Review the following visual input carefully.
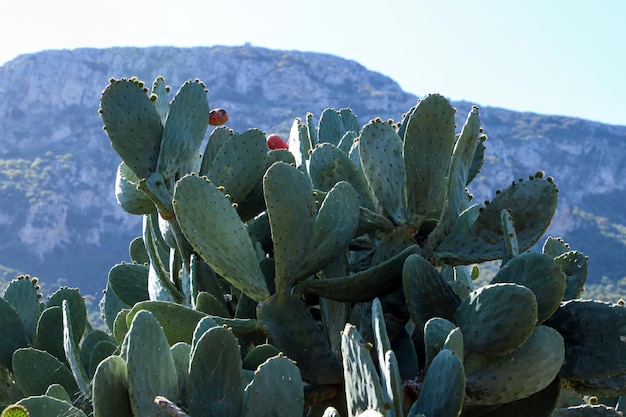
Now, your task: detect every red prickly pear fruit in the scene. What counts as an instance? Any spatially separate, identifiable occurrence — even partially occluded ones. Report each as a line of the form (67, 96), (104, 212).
(209, 108), (229, 126)
(267, 134), (289, 150)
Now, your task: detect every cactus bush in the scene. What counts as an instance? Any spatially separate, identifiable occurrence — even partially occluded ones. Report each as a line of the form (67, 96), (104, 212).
(1, 75), (625, 417)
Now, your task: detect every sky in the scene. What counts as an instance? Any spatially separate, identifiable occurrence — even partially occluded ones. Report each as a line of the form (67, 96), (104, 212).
(2, 0), (625, 126)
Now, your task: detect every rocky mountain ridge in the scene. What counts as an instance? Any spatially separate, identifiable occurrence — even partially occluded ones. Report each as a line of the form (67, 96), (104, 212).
(0, 45), (624, 296)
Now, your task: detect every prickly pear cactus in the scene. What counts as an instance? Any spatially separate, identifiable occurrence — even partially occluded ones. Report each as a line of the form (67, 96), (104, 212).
(4, 76), (622, 417)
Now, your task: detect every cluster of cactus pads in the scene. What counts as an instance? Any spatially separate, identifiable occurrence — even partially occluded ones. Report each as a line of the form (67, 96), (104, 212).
(1, 76), (626, 417)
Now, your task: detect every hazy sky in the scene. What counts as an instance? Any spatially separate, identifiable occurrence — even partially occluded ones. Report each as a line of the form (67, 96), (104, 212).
(2, 0), (625, 125)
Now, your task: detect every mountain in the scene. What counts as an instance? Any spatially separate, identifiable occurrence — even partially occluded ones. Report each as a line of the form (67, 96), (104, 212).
(0, 45), (624, 298)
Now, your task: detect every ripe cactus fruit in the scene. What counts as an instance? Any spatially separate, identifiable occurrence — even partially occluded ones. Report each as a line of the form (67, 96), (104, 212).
(266, 133), (289, 150)
(208, 108), (229, 126)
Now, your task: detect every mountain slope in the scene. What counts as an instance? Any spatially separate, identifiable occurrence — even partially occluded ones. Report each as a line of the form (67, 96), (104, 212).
(0, 45), (624, 297)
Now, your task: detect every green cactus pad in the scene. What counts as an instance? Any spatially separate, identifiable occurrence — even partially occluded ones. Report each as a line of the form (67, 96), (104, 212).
(263, 162), (316, 293)
(100, 78), (163, 179)
(151, 76), (170, 124)
(195, 292), (230, 316)
(403, 253), (461, 331)
(128, 236), (149, 265)
(426, 106), (481, 250)
(306, 113), (319, 147)
(371, 298), (404, 417)
(170, 342), (191, 403)
(3, 276), (40, 343)
(107, 263), (149, 307)
(356, 206), (395, 235)
(294, 244), (420, 302)
(403, 94), (457, 228)
(12, 348), (78, 399)
(436, 176), (558, 265)
(88, 340), (118, 379)
(309, 143), (375, 209)
(462, 377), (561, 417)
(443, 327), (464, 359)
(542, 236), (571, 258)
(45, 383), (72, 403)
(338, 131), (359, 154)
(545, 300), (626, 380)
(554, 251), (588, 300)
(490, 252), (566, 323)
(243, 355), (304, 417)
(115, 162), (156, 215)
(500, 209), (520, 263)
(410, 349), (465, 417)
(46, 288), (87, 346)
(340, 108), (360, 133)
(424, 317), (458, 369)
(200, 126), (234, 175)
(257, 294), (343, 384)
(126, 310), (178, 417)
(156, 79), (209, 179)
(236, 147), (297, 222)
(112, 309), (130, 346)
(33, 306), (65, 363)
(464, 325), (564, 405)
(205, 128), (268, 202)
(467, 140), (486, 186)
(16, 396), (87, 417)
(242, 344), (281, 371)
(297, 181), (360, 280)
(287, 118), (310, 167)
(0, 298), (30, 369)
(359, 120), (407, 225)
(187, 326), (243, 417)
(173, 174), (269, 302)
(341, 323), (385, 417)
(61, 301), (90, 399)
(455, 283), (538, 357)
(190, 316), (219, 358)
(126, 301), (207, 345)
(101, 279), (130, 333)
(318, 108), (346, 146)
(92, 355), (133, 417)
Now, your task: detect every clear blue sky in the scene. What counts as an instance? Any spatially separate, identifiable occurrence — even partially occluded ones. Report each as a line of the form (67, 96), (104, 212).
(3, 0), (625, 125)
